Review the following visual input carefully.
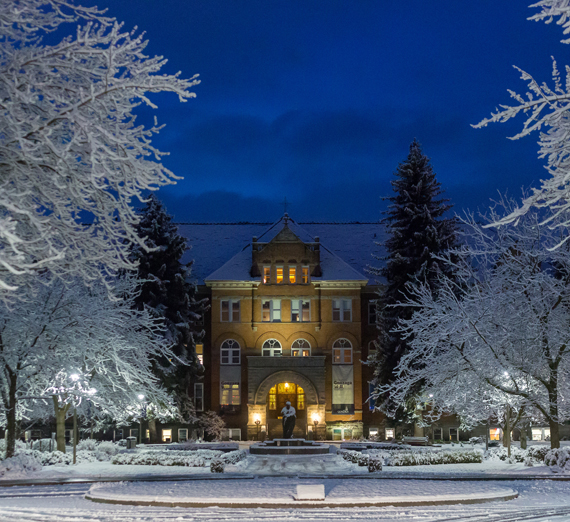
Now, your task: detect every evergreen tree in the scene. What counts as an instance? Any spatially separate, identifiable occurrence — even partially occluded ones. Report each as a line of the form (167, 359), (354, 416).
(370, 140), (458, 418)
(131, 195), (208, 441)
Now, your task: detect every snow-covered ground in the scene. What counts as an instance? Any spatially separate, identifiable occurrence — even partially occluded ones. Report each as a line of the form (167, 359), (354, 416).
(0, 479), (569, 521)
(0, 441), (565, 481)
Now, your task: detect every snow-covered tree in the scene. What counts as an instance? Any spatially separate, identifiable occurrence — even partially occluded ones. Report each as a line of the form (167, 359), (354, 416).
(369, 140), (458, 416)
(474, 1), (570, 238)
(0, 275), (175, 457)
(386, 199), (570, 448)
(131, 195), (207, 442)
(0, 0), (200, 299)
(199, 411), (225, 442)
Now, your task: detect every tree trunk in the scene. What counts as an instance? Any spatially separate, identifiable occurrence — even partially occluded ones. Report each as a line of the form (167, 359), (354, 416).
(505, 405), (511, 458)
(549, 417), (560, 449)
(520, 421), (528, 450)
(53, 396), (70, 453)
(149, 418), (158, 444)
(5, 370), (18, 459)
(548, 376), (560, 449)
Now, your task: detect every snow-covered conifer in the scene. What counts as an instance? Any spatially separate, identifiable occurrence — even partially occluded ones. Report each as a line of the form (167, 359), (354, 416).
(369, 140), (458, 417)
(131, 195), (208, 442)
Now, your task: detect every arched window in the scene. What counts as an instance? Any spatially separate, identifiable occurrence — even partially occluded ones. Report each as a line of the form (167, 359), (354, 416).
(333, 338), (352, 364)
(221, 339), (240, 365)
(291, 338), (311, 357)
(262, 339), (282, 357)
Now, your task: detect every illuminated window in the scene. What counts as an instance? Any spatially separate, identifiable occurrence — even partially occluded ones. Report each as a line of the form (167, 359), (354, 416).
(276, 266), (284, 284)
(302, 266), (309, 284)
(385, 428), (395, 440)
(269, 386), (277, 410)
(221, 299), (240, 322)
(289, 266), (296, 284)
(263, 266), (271, 284)
(194, 383), (204, 412)
(291, 300), (310, 322)
(262, 338), (282, 357)
(162, 429), (172, 442)
(449, 428), (459, 441)
(333, 299), (352, 322)
(291, 338), (311, 357)
(221, 383), (240, 405)
(297, 386), (305, 410)
(489, 428), (502, 441)
(333, 338), (352, 364)
(221, 339), (240, 365)
(262, 299), (281, 322)
(196, 343), (204, 365)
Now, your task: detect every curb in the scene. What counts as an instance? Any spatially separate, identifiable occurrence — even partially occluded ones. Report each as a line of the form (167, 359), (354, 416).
(0, 471), (568, 488)
(84, 490), (519, 509)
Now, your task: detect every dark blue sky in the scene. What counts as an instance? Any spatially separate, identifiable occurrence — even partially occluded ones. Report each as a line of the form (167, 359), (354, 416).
(92, 1), (564, 222)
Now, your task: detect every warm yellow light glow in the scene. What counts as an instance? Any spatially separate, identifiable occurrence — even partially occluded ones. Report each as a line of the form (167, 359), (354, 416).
(254, 414), (261, 424)
(285, 382), (289, 388)
(312, 415), (320, 424)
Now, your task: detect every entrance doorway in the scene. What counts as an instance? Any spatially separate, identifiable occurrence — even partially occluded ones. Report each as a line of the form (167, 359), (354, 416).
(267, 382), (307, 439)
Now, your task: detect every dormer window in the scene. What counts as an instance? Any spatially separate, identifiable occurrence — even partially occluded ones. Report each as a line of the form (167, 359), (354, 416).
(289, 266), (296, 284)
(302, 266), (309, 284)
(263, 266), (271, 284)
(276, 266), (284, 284)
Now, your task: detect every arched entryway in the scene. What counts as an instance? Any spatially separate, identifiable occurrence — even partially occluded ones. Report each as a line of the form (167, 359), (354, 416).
(254, 370), (319, 440)
(266, 382), (307, 439)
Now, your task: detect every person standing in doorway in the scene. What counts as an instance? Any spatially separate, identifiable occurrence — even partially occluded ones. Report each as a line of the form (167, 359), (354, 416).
(281, 401), (296, 438)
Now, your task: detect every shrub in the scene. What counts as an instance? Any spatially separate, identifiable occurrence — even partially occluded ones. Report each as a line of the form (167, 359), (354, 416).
(366, 449), (482, 466)
(484, 446), (525, 463)
(545, 448), (570, 472)
(469, 437), (484, 445)
(357, 454), (369, 467)
(526, 446), (549, 463)
(368, 457), (382, 472)
(95, 442), (119, 461)
(210, 458), (224, 473)
(77, 439), (98, 452)
(111, 449), (222, 467)
(0, 453), (42, 477)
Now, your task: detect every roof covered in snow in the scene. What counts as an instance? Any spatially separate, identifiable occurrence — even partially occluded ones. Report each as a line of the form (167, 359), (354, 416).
(178, 216), (387, 285)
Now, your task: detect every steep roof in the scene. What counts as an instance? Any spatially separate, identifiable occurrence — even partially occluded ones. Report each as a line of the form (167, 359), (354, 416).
(178, 216), (387, 285)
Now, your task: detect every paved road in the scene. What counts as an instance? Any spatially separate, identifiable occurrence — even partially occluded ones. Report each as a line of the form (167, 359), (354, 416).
(0, 479), (569, 522)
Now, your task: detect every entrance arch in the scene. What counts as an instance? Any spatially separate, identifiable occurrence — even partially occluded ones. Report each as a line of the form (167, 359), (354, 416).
(254, 371), (319, 405)
(254, 371), (318, 439)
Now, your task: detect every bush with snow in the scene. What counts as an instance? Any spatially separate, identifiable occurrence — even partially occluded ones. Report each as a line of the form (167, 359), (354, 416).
(484, 446), (525, 463)
(469, 437), (484, 445)
(77, 440), (98, 452)
(545, 448), (570, 473)
(0, 453), (42, 477)
(0, 439), (25, 457)
(209, 449), (247, 473)
(340, 448), (483, 467)
(526, 446), (549, 463)
(111, 449), (222, 467)
(94, 442), (119, 461)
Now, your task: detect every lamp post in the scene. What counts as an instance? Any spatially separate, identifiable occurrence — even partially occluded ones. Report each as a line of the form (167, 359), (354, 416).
(254, 415), (261, 441)
(312, 415), (319, 441)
